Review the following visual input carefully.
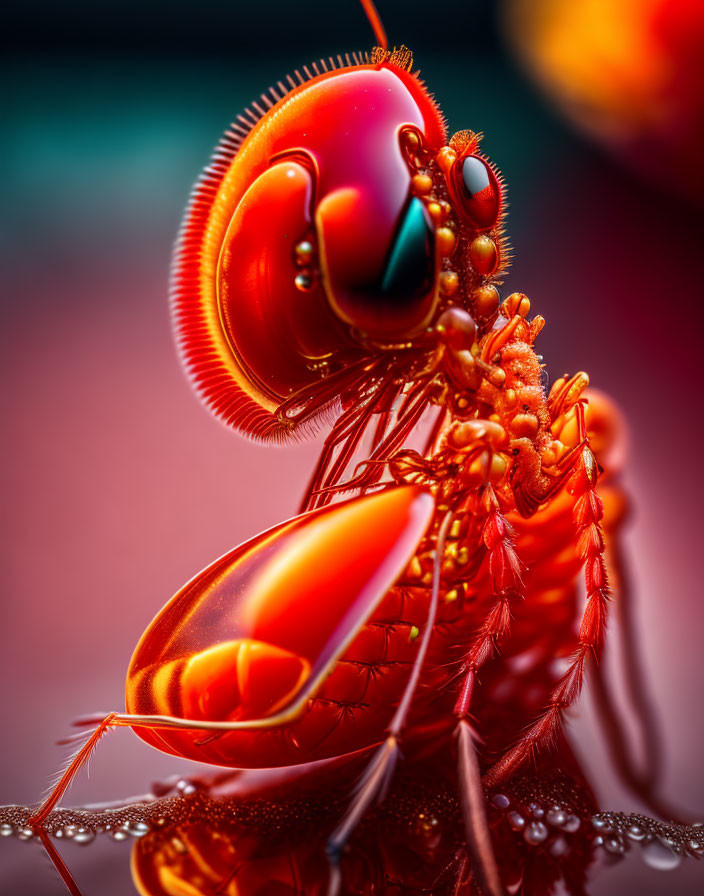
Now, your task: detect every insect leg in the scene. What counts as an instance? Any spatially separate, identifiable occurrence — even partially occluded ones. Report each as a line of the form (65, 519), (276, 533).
(313, 377), (436, 500)
(324, 510), (454, 895)
(313, 374), (399, 509)
(453, 486), (521, 896)
(484, 411), (609, 787)
(456, 719), (505, 896)
(299, 375), (390, 512)
(29, 713), (119, 826)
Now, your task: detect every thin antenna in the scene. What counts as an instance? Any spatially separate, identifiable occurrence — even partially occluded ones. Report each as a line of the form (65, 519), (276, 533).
(360, 0), (388, 51)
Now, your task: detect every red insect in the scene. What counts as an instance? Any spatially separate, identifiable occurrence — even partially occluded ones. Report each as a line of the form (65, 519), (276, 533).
(25, 2), (674, 893)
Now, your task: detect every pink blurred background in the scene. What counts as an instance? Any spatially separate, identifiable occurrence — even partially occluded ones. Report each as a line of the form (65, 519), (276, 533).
(2, 0), (704, 892)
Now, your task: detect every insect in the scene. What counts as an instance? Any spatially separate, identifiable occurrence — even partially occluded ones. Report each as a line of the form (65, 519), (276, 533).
(24, 1), (679, 893)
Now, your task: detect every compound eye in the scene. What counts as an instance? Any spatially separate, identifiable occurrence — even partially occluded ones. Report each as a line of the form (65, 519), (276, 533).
(319, 194), (437, 340)
(457, 156), (501, 230)
(380, 197), (435, 305)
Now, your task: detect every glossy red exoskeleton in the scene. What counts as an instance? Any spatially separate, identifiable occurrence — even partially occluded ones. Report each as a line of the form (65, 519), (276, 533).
(26, 3), (679, 894)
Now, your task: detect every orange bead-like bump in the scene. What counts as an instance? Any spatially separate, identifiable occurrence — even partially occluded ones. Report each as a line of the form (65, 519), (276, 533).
(436, 226), (456, 256)
(487, 366), (506, 388)
(509, 412), (540, 439)
(439, 271), (459, 297)
(436, 146), (457, 174)
(449, 418), (507, 450)
(541, 439), (565, 466)
(502, 292), (530, 318)
(489, 453), (508, 483)
(427, 201), (444, 223)
(401, 128), (421, 154)
(504, 388), (517, 408)
(435, 306), (477, 348)
(472, 284), (500, 317)
(412, 173), (433, 195)
(469, 235), (499, 275)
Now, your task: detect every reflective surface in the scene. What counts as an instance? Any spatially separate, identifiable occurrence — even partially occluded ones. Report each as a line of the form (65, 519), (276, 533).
(2, 755), (703, 895)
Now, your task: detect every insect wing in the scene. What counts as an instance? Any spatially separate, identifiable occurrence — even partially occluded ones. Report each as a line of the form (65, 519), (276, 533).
(127, 486), (434, 727)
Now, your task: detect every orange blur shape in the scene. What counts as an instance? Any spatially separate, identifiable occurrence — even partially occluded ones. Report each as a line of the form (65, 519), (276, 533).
(504, 0), (704, 202)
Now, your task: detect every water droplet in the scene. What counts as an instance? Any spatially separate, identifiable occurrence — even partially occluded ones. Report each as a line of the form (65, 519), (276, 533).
(507, 812), (525, 831)
(627, 824), (646, 842)
(563, 814), (580, 833)
(528, 802), (544, 818)
(546, 809), (567, 828)
(592, 817), (610, 832)
(63, 825), (77, 839)
(110, 829), (128, 842)
(0, 824), (13, 838)
(492, 793), (510, 809)
(642, 838), (682, 871)
(17, 827), (34, 841)
(126, 821), (150, 838)
(72, 828), (95, 845)
(603, 835), (626, 856)
(688, 840), (703, 854)
(176, 779), (197, 796)
(524, 821), (549, 845)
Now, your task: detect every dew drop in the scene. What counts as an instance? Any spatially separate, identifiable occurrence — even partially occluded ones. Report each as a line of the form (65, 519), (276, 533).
(562, 814), (581, 833)
(126, 821), (150, 838)
(592, 817), (610, 832)
(642, 838), (682, 871)
(524, 821), (549, 845)
(492, 793), (510, 809)
(627, 824), (646, 842)
(17, 827), (34, 841)
(176, 779), (197, 796)
(110, 829), (128, 842)
(0, 823), (13, 838)
(603, 835), (626, 856)
(546, 808), (567, 828)
(528, 802), (545, 819)
(507, 812), (525, 831)
(73, 828), (96, 845)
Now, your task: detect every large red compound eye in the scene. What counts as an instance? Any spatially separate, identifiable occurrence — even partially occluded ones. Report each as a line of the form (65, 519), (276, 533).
(320, 194), (437, 340)
(452, 155), (501, 230)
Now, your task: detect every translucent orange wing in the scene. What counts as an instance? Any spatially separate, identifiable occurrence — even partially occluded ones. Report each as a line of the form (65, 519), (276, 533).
(125, 485), (435, 761)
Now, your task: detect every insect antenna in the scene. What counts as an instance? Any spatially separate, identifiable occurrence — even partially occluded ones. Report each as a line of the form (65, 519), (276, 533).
(360, 0), (388, 51)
